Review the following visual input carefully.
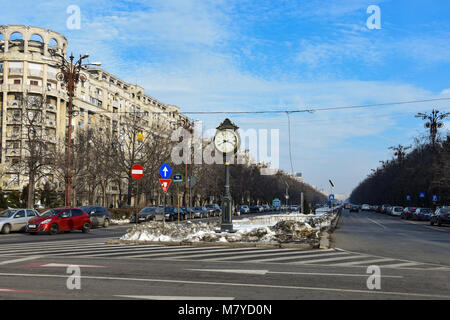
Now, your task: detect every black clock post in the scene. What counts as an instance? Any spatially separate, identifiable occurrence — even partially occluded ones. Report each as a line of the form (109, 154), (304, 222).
(215, 118), (239, 232)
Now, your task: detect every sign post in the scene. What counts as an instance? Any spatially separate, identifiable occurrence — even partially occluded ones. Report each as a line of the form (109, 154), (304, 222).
(173, 173), (183, 222)
(159, 164), (172, 232)
(131, 164), (144, 225)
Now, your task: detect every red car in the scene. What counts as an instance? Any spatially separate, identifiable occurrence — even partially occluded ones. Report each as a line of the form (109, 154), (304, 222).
(26, 208), (92, 235)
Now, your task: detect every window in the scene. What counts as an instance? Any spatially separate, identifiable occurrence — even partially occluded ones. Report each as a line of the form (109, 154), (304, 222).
(30, 80), (38, 86)
(27, 210), (37, 217)
(13, 79), (21, 85)
(14, 210), (26, 218)
(71, 209), (84, 217)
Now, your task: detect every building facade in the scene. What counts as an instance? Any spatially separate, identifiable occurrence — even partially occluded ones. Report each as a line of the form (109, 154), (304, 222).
(0, 25), (189, 206)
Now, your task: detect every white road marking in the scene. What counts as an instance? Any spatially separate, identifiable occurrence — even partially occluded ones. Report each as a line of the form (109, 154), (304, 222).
(291, 254), (370, 264)
(367, 218), (387, 229)
(0, 256), (41, 266)
(128, 247), (285, 259)
(187, 269), (269, 275)
(246, 250), (345, 263)
(37, 263), (108, 268)
(329, 258), (396, 267)
(187, 269), (403, 278)
(380, 262), (423, 268)
(115, 295), (235, 300)
(0, 272), (446, 299)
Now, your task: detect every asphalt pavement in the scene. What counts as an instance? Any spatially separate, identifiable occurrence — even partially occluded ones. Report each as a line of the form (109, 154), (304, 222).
(0, 210), (448, 300)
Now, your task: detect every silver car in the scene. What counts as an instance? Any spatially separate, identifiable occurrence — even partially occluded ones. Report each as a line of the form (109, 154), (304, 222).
(0, 209), (40, 234)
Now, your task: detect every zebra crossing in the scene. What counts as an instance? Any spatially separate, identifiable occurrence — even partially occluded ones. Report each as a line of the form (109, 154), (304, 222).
(0, 238), (446, 270)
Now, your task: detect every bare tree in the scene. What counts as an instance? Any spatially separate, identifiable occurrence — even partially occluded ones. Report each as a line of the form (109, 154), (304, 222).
(4, 93), (55, 208)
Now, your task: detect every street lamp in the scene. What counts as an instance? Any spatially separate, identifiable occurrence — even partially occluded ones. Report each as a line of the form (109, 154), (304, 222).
(214, 118), (240, 232)
(49, 49), (101, 207)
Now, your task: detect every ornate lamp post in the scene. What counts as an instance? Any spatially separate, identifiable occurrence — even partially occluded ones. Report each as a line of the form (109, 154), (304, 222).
(214, 118), (240, 232)
(49, 49), (101, 207)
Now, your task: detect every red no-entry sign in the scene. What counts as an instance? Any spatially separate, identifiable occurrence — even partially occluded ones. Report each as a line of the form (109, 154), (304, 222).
(131, 164), (144, 180)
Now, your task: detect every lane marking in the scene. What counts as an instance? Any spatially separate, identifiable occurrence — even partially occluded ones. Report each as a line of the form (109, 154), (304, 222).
(23, 263), (109, 268)
(0, 256), (41, 266)
(187, 269), (403, 278)
(329, 258), (397, 267)
(290, 254), (370, 264)
(367, 218), (387, 229)
(379, 262), (423, 268)
(246, 251), (346, 263)
(0, 272), (446, 299)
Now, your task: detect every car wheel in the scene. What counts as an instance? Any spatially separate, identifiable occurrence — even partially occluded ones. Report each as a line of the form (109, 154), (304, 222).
(430, 219), (434, 226)
(1, 224), (11, 234)
(82, 223), (91, 233)
(103, 219), (110, 228)
(49, 224), (59, 235)
(437, 219), (442, 227)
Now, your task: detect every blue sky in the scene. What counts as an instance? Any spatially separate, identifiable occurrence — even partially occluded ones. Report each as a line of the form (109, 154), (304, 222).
(2, 0), (450, 197)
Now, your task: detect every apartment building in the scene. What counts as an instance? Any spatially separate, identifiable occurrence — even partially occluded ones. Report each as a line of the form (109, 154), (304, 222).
(0, 25), (189, 205)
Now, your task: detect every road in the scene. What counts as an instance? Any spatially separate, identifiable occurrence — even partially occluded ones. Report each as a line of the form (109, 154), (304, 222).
(0, 210), (448, 300)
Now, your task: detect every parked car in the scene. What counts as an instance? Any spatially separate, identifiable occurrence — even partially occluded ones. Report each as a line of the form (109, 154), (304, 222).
(430, 207), (450, 226)
(205, 204), (221, 217)
(361, 204), (371, 211)
(250, 205), (264, 213)
(381, 204), (391, 214)
(262, 204), (271, 212)
(401, 207), (417, 220)
(385, 206), (393, 215)
(344, 203), (352, 210)
(413, 208), (433, 221)
(80, 206), (111, 228)
(164, 207), (185, 221)
(0, 209), (40, 234)
(240, 205), (250, 214)
(375, 206), (382, 213)
(350, 204), (359, 212)
(390, 206), (404, 216)
(130, 207), (162, 223)
(193, 206), (208, 218)
(26, 208), (92, 235)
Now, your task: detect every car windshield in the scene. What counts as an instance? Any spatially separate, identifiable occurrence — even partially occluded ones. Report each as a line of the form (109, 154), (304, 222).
(440, 208), (449, 214)
(140, 208), (154, 213)
(421, 208), (432, 213)
(0, 209), (17, 218)
(40, 209), (61, 217)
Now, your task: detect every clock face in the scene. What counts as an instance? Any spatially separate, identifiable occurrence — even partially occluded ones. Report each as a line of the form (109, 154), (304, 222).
(214, 129), (238, 154)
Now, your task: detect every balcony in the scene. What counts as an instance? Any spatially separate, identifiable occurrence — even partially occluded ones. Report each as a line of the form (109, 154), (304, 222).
(8, 68), (23, 75)
(28, 70), (43, 77)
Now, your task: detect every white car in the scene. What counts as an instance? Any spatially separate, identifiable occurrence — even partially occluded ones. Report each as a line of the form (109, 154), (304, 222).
(0, 209), (40, 234)
(361, 204), (371, 211)
(390, 206), (404, 216)
(240, 205), (250, 214)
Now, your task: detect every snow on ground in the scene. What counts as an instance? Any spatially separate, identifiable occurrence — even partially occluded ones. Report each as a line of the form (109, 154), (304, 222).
(120, 210), (337, 244)
(110, 219), (131, 225)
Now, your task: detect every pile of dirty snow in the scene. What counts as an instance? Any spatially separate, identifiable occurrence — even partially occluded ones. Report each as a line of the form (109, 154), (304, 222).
(119, 211), (336, 244)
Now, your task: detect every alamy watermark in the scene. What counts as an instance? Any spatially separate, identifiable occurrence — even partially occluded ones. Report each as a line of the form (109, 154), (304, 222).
(66, 265), (81, 290)
(67, 5), (81, 30)
(366, 265), (381, 290)
(366, 5), (381, 30)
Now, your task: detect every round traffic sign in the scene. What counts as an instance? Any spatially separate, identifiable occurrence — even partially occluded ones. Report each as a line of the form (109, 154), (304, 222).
(131, 164), (144, 180)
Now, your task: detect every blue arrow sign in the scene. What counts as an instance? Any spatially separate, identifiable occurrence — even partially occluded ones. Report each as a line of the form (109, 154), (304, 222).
(419, 192), (426, 198)
(160, 164), (171, 178)
(272, 198), (281, 206)
(406, 195), (411, 201)
(432, 195), (438, 202)
(329, 194), (335, 201)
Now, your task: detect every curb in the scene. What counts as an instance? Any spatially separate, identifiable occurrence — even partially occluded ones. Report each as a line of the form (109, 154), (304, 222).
(319, 209), (342, 249)
(106, 239), (316, 250)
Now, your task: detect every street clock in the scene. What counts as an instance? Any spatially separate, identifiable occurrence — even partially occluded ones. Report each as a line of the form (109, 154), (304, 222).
(214, 118), (240, 154)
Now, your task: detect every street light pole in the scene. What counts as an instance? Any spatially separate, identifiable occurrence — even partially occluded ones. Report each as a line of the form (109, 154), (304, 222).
(50, 49), (101, 207)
